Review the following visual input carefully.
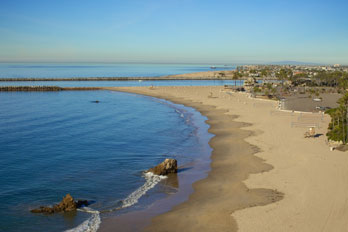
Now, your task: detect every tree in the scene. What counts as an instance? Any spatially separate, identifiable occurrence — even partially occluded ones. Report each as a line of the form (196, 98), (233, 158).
(218, 72), (226, 78)
(233, 71), (242, 87)
(276, 69), (288, 86)
(261, 68), (270, 77)
(253, 86), (261, 93)
(326, 92), (348, 144)
(338, 93), (348, 143)
(271, 87), (277, 97)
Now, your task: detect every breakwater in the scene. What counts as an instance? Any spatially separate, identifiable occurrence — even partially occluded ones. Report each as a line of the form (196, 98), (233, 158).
(0, 77), (235, 81)
(0, 86), (102, 91)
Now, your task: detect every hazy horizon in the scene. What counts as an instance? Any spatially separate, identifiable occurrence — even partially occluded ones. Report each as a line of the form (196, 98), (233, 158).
(0, 60), (331, 66)
(1, 0), (347, 65)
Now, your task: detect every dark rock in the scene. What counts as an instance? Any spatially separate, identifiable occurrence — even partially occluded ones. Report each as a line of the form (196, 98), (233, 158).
(30, 206), (55, 214)
(147, 159), (177, 175)
(76, 200), (89, 208)
(31, 194), (83, 214)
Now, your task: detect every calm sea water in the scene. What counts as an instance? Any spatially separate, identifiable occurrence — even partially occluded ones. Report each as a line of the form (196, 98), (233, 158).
(0, 63), (241, 88)
(0, 80), (244, 88)
(0, 63), (235, 78)
(0, 90), (212, 232)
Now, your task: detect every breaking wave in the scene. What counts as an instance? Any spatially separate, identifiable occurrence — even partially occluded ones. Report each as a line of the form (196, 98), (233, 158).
(65, 172), (166, 232)
(65, 208), (100, 232)
(121, 172), (167, 208)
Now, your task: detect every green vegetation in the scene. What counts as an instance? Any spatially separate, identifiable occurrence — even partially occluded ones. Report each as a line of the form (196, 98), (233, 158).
(260, 68), (271, 77)
(218, 72), (226, 78)
(233, 71), (243, 86)
(262, 83), (277, 98)
(253, 86), (262, 93)
(276, 68), (293, 85)
(291, 71), (348, 88)
(326, 92), (348, 144)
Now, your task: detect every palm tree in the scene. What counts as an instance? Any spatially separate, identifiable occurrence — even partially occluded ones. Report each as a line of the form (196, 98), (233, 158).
(233, 71), (241, 87)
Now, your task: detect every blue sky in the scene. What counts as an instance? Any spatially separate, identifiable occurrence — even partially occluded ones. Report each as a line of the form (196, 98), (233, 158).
(0, 0), (347, 64)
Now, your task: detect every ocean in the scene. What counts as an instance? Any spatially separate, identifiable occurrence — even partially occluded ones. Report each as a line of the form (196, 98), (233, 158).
(0, 63), (235, 79)
(0, 90), (213, 231)
(0, 62), (220, 232)
(0, 62), (241, 88)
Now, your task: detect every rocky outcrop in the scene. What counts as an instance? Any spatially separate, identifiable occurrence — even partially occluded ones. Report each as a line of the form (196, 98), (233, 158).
(147, 159), (178, 175)
(76, 200), (89, 208)
(31, 194), (89, 214)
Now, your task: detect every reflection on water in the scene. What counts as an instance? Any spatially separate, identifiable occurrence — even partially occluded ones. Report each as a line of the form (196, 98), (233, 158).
(160, 173), (180, 190)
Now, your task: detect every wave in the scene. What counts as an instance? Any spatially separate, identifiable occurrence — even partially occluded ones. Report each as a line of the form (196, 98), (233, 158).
(103, 172), (167, 212)
(121, 172), (167, 208)
(65, 173), (166, 232)
(152, 98), (197, 132)
(65, 207), (101, 232)
(175, 109), (185, 119)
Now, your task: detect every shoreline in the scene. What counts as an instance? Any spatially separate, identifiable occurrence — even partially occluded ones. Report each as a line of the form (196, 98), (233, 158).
(4, 86), (347, 231)
(99, 86), (283, 231)
(100, 86), (348, 232)
(97, 95), (214, 231)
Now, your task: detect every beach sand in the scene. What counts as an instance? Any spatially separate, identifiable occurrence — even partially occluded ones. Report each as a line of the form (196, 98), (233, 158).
(101, 86), (348, 232)
(162, 70), (236, 79)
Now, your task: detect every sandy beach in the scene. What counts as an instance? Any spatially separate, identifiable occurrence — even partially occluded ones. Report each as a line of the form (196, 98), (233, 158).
(101, 86), (348, 232)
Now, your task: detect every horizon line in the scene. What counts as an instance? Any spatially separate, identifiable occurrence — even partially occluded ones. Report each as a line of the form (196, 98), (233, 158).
(0, 60), (344, 66)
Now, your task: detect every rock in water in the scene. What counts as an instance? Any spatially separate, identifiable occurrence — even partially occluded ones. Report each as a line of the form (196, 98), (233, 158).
(30, 206), (55, 214)
(76, 200), (89, 208)
(148, 159), (178, 175)
(31, 194), (77, 214)
(54, 194), (77, 212)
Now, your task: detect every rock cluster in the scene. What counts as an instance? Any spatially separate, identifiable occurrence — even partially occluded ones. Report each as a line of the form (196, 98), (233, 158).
(147, 159), (178, 175)
(31, 194), (88, 214)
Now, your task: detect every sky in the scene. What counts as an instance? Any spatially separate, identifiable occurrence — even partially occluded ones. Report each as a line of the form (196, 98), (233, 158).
(0, 0), (347, 64)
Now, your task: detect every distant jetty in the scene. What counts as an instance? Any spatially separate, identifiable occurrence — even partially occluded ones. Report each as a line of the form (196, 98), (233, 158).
(0, 86), (102, 91)
(0, 70), (241, 81)
(0, 76), (236, 82)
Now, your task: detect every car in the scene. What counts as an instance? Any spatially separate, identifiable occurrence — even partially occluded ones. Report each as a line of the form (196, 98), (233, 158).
(315, 106), (331, 110)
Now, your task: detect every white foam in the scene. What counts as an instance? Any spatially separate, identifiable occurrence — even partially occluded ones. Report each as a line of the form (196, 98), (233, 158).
(78, 207), (100, 214)
(65, 207), (101, 232)
(175, 109), (185, 118)
(121, 172), (167, 208)
(64, 173), (165, 232)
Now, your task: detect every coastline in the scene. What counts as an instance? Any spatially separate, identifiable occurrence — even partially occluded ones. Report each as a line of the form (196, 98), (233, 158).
(4, 85), (348, 231)
(100, 86), (348, 232)
(99, 86), (283, 231)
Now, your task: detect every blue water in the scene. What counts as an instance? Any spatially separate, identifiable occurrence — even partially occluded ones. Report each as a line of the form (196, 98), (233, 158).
(0, 63), (235, 78)
(0, 80), (244, 87)
(0, 90), (212, 232)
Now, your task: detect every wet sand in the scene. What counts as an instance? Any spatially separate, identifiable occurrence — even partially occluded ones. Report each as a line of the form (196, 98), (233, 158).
(99, 86), (282, 231)
(100, 86), (348, 232)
